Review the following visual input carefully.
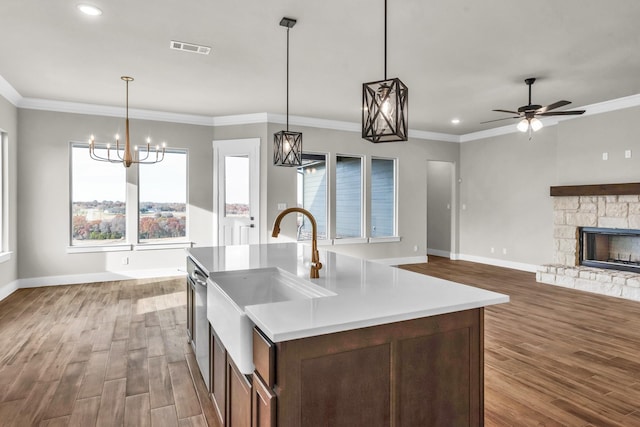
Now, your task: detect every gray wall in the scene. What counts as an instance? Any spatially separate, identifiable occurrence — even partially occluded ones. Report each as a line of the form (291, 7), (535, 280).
(427, 161), (453, 254)
(17, 109), (214, 279)
(460, 107), (640, 267)
(0, 96), (18, 295)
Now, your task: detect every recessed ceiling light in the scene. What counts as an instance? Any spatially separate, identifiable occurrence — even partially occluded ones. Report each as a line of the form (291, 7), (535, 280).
(77, 4), (103, 16)
(451, 118), (461, 124)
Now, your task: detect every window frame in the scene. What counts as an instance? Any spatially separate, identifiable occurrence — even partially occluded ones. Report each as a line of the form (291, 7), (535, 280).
(334, 153), (366, 243)
(136, 147), (189, 246)
(296, 152), (330, 244)
(369, 156), (398, 241)
(67, 141), (191, 253)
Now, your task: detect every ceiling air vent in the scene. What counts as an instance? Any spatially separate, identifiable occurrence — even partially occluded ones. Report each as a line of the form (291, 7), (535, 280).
(170, 40), (211, 55)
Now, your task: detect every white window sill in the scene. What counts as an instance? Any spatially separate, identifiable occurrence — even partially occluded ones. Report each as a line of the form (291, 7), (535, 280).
(134, 241), (194, 251)
(368, 236), (401, 243)
(0, 251), (13, 264)
(333, 237), (369, 245)
(67, 244), (133, 254)
(297, 239), (333, 246)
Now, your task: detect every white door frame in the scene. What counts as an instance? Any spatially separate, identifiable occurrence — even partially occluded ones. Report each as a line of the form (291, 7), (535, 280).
(213, 138), (260, 246)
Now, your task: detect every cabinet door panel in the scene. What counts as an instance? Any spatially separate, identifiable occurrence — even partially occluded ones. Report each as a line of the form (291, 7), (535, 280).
(210, 327), (226, 426)
(252, 373), (275, 427)
(227, 357), (252, 427)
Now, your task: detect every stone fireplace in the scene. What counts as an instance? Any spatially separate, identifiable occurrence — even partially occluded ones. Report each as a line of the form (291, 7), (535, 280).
(537, 183), (640, 301)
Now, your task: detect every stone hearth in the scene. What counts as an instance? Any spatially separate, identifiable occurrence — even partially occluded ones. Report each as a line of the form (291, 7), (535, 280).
(537, 191), (640, 302)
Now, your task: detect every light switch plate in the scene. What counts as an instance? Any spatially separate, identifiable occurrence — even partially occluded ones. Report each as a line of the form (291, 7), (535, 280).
(602, 152), (609, 160)
(625, 149), (632, 159)
(277, 203), (287, 210)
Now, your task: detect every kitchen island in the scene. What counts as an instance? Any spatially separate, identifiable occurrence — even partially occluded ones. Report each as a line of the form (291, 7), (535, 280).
(187, 243), (509, 427)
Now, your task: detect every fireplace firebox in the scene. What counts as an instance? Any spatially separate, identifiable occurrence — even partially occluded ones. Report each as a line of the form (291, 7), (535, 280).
(579, 227), (640, 273)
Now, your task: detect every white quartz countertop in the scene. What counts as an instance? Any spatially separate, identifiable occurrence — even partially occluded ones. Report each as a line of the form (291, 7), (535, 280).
(187, 243), (509, 343)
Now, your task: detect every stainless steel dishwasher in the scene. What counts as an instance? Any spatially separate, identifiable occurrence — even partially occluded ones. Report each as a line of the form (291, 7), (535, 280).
(187, 256), (210, 390)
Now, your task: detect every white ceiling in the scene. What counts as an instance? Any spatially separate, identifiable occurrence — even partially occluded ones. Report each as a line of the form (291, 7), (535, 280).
(1, 0), (639, 135)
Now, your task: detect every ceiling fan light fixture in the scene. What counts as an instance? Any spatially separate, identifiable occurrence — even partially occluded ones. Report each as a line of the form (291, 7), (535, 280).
(517, 119), (529, 133)
(530, 117), (543, 132)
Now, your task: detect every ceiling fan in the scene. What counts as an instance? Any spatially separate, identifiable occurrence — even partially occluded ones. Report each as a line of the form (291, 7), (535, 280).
(482, 78), (586, 136)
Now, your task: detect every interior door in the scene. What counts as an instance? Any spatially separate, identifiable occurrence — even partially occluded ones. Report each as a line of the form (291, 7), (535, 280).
(214, 138), (260, 246)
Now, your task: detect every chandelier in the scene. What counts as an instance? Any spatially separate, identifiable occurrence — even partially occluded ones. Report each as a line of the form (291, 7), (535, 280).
(362, 0), (408, 143)
(273, 17), (302, 167)
(89, 76), (165, 167)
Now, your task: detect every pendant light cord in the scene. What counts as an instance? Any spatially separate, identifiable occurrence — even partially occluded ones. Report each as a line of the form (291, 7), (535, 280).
(286, 27), (290, 131)
(384, 0), (387, 80)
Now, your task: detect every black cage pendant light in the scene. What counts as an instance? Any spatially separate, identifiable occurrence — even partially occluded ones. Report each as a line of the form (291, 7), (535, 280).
(362, 0), (408, 143)
(274, 17), (302, 167)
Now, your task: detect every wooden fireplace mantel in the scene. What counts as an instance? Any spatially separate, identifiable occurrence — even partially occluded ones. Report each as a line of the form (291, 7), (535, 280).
(550, 183), (640, 197)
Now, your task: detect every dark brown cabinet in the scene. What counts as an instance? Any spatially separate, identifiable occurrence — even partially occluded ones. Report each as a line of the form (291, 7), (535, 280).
(210, 327), (227, 426)
(208, 308), (484, 426)
(227, 357), (252, 427)
(255, 308), (484, 427)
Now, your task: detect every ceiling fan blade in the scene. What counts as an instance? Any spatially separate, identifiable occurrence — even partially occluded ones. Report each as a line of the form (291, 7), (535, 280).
(492, 109), (521, 115)
(480, 116), (520, 124)
(539, 110), (586, 116)
(537, 100), (571, 113)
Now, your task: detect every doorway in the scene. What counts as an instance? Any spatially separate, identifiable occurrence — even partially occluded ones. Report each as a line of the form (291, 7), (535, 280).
(427, 161), (455, 258)
(213, 138), (260, 245)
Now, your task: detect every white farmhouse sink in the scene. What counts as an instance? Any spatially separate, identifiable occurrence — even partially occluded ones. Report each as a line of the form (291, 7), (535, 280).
(207, 267), (335, 374)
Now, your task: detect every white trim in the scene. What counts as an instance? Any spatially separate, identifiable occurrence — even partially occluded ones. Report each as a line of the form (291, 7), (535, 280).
(3, 73), (640, 144)
(427, 248), (451, 258)
(0, 75), (21, 106)
(372, 255), (428, 266)
(457, 253), (539, 273)
(0, 280), (19, 302)
(213, 112), (269, 127)
(134, 242), (193, 251)
(19, 98), (214, 126)
(17, 268), (185, 289)
(67, 244), (133, 253)
(333, 237), (368, 245)
(369, 236), (401, 243)
(0, 251), (12, 263)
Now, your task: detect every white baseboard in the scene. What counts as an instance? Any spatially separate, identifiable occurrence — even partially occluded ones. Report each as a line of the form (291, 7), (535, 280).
(17, 268), (186, 289)
(457, 254), (539, 273)
(372, 255), (428, 266)
(426, 248), (451, 258)
(0, 280), (19, 302)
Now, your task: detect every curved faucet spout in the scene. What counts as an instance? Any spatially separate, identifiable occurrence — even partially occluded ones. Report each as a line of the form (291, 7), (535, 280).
(272, 207), (323, 279)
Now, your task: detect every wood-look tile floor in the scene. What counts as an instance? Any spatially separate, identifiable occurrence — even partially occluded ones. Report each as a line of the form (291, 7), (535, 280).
(0, 277), (217, 427)
(401, 257), (640, 427)
(2, 260), (640, 426)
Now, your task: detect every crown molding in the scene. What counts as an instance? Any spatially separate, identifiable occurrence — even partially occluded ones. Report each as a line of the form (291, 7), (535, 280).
(0, 75), (21, 106)
(3, 74), (640, 144)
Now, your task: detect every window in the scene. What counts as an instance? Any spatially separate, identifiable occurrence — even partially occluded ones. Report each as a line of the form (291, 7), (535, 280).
(71, 143), (126, 245)
(297, 153), (327, 240)
(139, 150), (187, 242)
(370, 158), (396, 237)
(335, 155), (363, 239)
(70, 143), (188, 249)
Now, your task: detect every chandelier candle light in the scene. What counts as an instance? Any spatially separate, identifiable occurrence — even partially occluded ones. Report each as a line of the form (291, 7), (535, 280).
(273, 17), (302, 167)
(362, 0), (408, 143)
(89, 76), (166, 168)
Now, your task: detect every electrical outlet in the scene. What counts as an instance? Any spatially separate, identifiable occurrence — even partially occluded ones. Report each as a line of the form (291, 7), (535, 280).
(625, 149), (632, 159)
(602, 152), (609, 160)
(413, 245), (419, 253)
(502, 248), (507, 255)
(490, 247), (495, 254)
